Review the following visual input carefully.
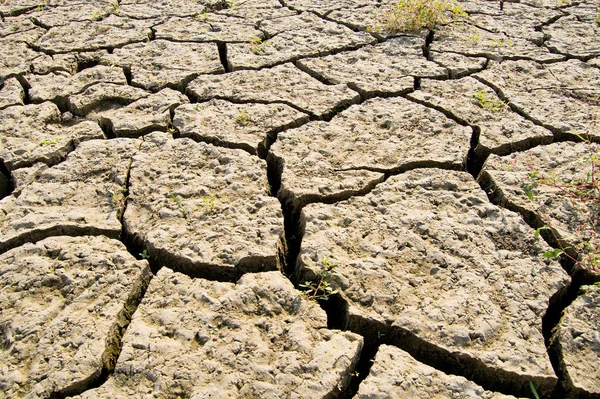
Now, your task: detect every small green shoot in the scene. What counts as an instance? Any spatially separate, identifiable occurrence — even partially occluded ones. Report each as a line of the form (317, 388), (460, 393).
(139, 249), (150, 259)
(235, 110), (251, 126)
(299, 257), (339, 301)
(39, 137), (62, 146)
(249, 36), (270, 55)
(474, 90), (508, 113)
(169, 193), (189, 219)
(529, 381), (540, 399)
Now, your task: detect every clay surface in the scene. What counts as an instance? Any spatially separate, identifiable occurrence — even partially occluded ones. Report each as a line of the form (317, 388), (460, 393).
(75, 268), (362, 399)
(0, 0), (598, 397)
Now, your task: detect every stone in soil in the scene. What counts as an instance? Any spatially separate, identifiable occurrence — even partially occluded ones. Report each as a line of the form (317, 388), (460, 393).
(0, 102), (104, 170)
(269, 97), (471, 199)
(408, 77), (554, 155)
(186, 63), (360, 118)
(356, 345), (523, 398)
(475, 59), (600, 139)
(0, 76), (24, 110)
(226, 12), (375, 71)
(34, 14), (153, 54)
(173, 100), (309, 155)
(296, 36), (445, 96)
(300, 169), (567, 382)
(102, 40), (224, 91)
(0, 235), (150, 399)
(96, 88), (188, 137)
(479, 141), (600, 273)
(0, 138), (139, 253)
(75, 268), (362, 399)
(556, 285), (600, 395)
(123, 132), (283, 279)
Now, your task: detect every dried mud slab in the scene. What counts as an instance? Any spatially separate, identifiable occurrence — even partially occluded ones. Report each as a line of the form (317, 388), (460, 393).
(187, 63), (360, 118)
(102, 40), (224, 91)
(173, 100), (309, 155)
(29, 3), (116, 28)
(555, 286), (600, 395)
(117, 0), (222, 19)
(0, 76), (24, 110)
(297, 36), (446, 96)
(0, 39), (53, 78)
(34, 15), (153, 54)
(429, 51), (488, 78)
(270, 97), (471, 199)
(326, 5), (400, 40)
(154, 14), (261, 43)
(300, 169), (567, 390)
(468, 3), (562, 44)
(281, 0), (377, 16)
(67, 83), (151, 117)
(124, 132), (283, 279)
(97, 88), (188, 137)
(0, 102), (104, 170)
(408, 77), (554, 156)
(0, 235), (151, 399)
(226, 12), (375, 70)
(0, 138), (139, 253)
(544, 16), (600, 59)
(27, 65), (127, 107)
(479, 141), (600, 272)
(75, 268), (362, 399)
(431, 23), (564, 63)
(475, 59), (600, 139)
(356, 345), (523, 398)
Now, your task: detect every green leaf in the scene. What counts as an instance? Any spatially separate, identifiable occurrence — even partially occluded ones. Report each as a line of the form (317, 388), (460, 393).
(534, 226), (549, 238)
(529, 381), (540, 399)
(543, 248), (564, 258)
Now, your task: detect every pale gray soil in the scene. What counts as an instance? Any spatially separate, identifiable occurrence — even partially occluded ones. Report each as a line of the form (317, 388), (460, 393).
(1, 0), (599, 398)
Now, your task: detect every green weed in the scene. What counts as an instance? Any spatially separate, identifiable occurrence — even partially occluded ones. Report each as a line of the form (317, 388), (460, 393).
(39, 137), (62, 146)
(299, 257), (339, 301)
(249, 36), (270, 55)
(383, 0), (467, 33)
(235, 110), (251, 126)
(524, 122), (600, 272)
(473, 90), (508, 113)
(169, 192), (189, 219)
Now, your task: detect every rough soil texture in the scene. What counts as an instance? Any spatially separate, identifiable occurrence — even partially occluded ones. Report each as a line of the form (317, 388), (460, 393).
(1, 0), (599, 398)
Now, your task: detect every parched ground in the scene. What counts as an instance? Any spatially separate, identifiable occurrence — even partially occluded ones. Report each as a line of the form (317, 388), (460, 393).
(1, 0), (599, 398)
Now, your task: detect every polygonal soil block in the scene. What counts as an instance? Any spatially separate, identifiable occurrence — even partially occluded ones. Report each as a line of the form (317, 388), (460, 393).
(76, 268), (363, 398)
(0, 235), (150, 398)
(124, 132), (283, 279)
(300, 169), (567, 388)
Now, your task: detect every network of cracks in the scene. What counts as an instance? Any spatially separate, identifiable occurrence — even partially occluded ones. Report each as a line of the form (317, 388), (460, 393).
(0, 0), (599, 398)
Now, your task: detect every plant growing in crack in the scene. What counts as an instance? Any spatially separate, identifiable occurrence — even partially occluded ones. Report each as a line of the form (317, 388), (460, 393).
(108, 185), (128, 219)
(235, 110), (251, 127)
(249, 36), (270, 55)
(39, 137), (62, 146)
(523, 122), (600, 273)
(299, 257), (339, 301)
(382, 0), (467, 33)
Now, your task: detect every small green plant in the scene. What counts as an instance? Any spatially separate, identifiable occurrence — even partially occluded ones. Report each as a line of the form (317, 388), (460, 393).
(473, 90), (508, 113)
(39, 137), (62, 146)
(249, 36), (270, 55)
(299, 257), (339, 301)
(139, 249), (150, 259)
(112, 1), (119, 10)
(595, 8), (600, 25)
(524, 123), (600, 272)
(235, 110), (251, 126)
(490, 38), (513, 47)
(529, 381), (540, 399)
(200, 194), (217, 211)
(169, 192), (189, 219)
(383, 0), (467, 33)
(108, 185), (128, 219)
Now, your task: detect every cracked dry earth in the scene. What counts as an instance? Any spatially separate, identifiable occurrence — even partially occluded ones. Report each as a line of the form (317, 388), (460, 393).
(1, 0), (600, 398)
